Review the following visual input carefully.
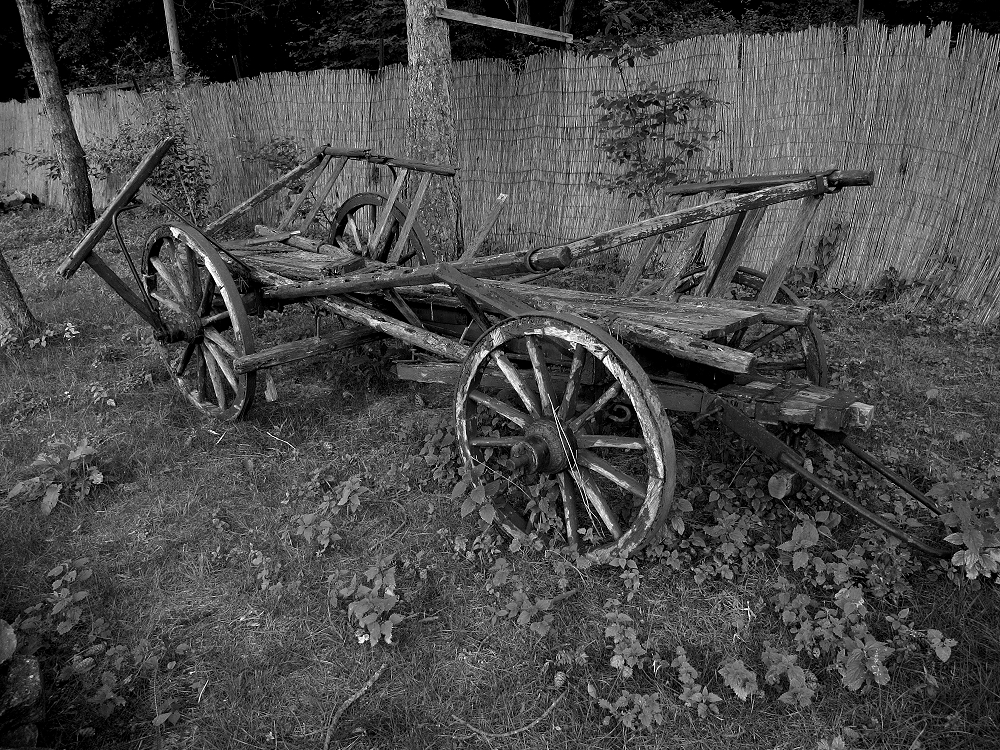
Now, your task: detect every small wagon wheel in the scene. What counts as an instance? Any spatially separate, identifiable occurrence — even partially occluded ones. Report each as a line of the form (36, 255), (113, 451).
(143, 223), (256, 420)
(677, 265), (829, 386)
(331, 192), (434, 265)
(455, 313), (676, 563)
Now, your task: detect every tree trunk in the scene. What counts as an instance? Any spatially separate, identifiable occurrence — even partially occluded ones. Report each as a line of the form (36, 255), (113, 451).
(0, 251), (39, 343)
(560, 0), (576, 33)
(15, 0), (94, 231)
(404, 0), (461, 259)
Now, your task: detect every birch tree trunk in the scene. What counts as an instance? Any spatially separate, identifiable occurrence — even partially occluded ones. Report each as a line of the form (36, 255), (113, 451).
(0, 251), (39, 343)
(15, 0), (94, 230)
(404, 0), (461, 259)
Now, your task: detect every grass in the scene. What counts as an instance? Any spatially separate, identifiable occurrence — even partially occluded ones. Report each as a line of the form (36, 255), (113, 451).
(1, 206), (999, 750)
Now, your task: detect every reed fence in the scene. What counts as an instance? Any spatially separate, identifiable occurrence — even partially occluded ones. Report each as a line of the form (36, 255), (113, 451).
(3, 21), (1000, 320)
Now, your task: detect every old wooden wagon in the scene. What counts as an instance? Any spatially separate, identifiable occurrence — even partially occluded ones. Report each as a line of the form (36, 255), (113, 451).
(57, 137), (950, 562)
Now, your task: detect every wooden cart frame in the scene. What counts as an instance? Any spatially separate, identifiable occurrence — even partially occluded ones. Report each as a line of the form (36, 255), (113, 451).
(56, 137), (951, 562)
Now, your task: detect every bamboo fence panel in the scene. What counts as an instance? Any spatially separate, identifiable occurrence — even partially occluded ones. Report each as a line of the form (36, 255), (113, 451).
(7, 22), (1000, 319)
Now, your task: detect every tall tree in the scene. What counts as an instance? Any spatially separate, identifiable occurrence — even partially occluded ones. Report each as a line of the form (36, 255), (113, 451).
(404, 0), (460, 258)
(0, 252), (38, 343)
(15, 0), (94, 230)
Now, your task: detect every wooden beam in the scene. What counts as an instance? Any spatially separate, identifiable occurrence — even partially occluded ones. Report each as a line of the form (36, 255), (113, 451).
(461, 193), (509, 261)
(434, 7), (573, 44)
(204, 155), (323, 235)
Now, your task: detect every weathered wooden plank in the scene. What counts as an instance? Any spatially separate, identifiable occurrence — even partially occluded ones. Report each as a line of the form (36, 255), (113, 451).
(694, 211), (744, 297)
(433, 7), (573, 43)
(399, 280), (812, 329)
(261, 247), (572, 303)
(717, 380), (874, 430)
(756, 195), (824, 304)
(204, 155), (323, 235)
(58, 137), (175, 278)
(482, 281), (766, 336)
(616, 234), (663, 297)
(254, 225), (363, 267)
(315, 298), (470, 362)
(233, 326), (383, 374)
(369, 168), (409, 259)
(707, 206), (767, 296)
(224, 249), (362, 281)
(612, 319), (756, 373)
(524, 179), (842, 270)
(434, 264), (536, 317)
(460, 193), (510, 261)
(277, 153), (331, 230)
(388, 171), (433, 264)
(301, 156), (349, 232)
(661, 170), (873, 196)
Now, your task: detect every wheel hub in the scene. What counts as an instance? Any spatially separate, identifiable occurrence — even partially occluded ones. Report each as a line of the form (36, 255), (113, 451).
(511, 419), (577, 475)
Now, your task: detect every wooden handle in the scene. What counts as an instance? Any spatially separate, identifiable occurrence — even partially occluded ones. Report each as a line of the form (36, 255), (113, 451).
(57, 137), (175, 278)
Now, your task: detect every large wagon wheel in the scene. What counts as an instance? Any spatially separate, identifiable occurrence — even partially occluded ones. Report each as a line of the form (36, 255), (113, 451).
(677, 265), (829, 386)
(331, 192), (434, 265)
(143, 223), (256, 420)
(455, 313), (676, 563)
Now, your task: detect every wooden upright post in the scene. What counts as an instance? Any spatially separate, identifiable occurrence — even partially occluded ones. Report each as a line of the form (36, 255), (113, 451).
(404, 0), (461, 259)
(162, 0), (184, 83)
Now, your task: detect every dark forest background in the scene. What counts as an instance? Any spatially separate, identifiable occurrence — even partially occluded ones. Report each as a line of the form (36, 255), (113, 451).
(4, 0), (1000, 102)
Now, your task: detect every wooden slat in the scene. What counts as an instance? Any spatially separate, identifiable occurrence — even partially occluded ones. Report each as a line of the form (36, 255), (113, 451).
(756, 195), (824, 304)
(433, 7), (573, 44)
(616, 234), (663, 297)
(277, 153), (331, 230)
(460, 193), (510, 261)
(369, 169), (409, 258)
(300, 156), (349, 232)
(651, 220), (713, 297)
(204, 155), (323, 235)
(707, 206), (767, 296)
(233, 326), (383, 374)
(388, 171), (432, 264)
(694, 211), (744, 296)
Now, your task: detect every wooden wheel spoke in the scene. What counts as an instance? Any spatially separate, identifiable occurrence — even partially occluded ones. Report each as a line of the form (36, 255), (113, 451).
(558, 344), (586, 421)
(201, 310), (230, 327)
(174, 339), (199, 377)
(203, 340), (238, 391)
(743, 325), (794, 352)
(491, 351), (541, 416)
(556, 471), (581, 547)
(568, 382), (621, 432)
(577, 435), (646, 450)
(197, 276), (217, 317)
(178, 246), (198, 304)
(573, 468), (624, 540)
(469, 435), (523, 448)
(469, 390), (530, 429)
(150, 291), (188, 318)
(525, 336), (557, 417)
(578, 449), (646, 499)
(202, 344), (228, 409)
(150, 258), (187, 306)
(203, 328), (238, 359)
